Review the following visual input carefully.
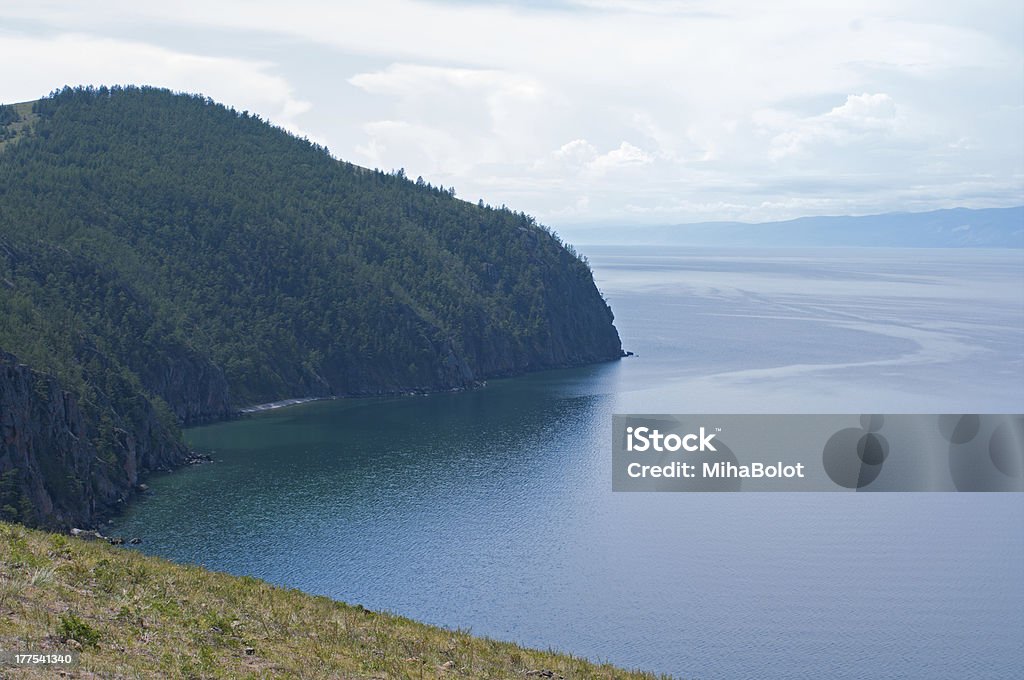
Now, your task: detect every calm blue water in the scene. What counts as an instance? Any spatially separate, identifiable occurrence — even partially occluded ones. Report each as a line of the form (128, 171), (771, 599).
(111, 247), (1024, 679)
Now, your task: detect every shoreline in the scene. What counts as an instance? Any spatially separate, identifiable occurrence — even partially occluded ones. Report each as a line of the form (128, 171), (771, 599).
(231, 353), (629, 417)
(103, 357), (625, 529)
(238, 396), (333, 413)
(102, 358), (625, 530)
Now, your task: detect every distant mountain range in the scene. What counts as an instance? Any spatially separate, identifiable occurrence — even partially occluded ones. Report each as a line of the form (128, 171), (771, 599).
(561, 207), (1024, 248)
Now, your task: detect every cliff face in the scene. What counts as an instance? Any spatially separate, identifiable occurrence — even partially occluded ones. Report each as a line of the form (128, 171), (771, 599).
(0, 86), (623, 528)
(127, 348), (233, 424)
(0, 351), (188, 529)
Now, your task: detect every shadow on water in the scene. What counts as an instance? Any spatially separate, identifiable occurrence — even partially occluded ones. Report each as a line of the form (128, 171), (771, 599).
(111, 360), (624, 589)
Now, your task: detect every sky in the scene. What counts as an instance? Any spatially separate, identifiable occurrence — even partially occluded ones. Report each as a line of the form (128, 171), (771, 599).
(1, 0), (1022, 226)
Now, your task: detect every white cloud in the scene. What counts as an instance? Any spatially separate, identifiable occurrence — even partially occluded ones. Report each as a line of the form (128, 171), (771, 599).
(349, 64), (540, 101)
(354, 119), (466, 176)
(553, 139), (600, 166)
(769, 93), (902, 158)
(538, 139), (653, 176)
(827, 93), (898, 129)
(587, 141), (654, 173)
(347, 63), (555, 179)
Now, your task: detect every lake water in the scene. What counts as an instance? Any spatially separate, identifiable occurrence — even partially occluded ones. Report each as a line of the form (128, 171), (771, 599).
(111, 247), (1024, 679)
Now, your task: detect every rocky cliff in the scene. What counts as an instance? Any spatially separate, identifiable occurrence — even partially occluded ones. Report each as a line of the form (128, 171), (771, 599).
(0, 350), (189, 529)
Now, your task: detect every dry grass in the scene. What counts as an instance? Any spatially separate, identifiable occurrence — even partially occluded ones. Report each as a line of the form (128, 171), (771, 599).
(0, 521), (667, 679)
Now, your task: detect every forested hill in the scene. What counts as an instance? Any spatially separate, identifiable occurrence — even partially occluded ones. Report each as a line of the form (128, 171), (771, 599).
(0, 85), (622, 528)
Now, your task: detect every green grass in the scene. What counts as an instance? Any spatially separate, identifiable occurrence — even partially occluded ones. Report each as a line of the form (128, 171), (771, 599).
(0, 521), (667, 678)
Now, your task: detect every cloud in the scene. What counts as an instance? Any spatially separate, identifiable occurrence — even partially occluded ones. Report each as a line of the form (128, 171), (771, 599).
(588, 141), (654, 172)
(769, 93), (901, 158)
(349, 63), (541, 100)
(348, 63), (548, 144)
(826, 93), (898, 130)
(552, 139), (599, 165)
(347, 63), (558, 182)
(540, 139), (654, 175)
(354, 119), (467, 176)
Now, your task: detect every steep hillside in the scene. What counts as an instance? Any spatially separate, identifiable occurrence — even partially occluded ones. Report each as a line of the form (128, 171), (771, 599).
(0, 521), (662, 679)
(0, 86), (622, 528)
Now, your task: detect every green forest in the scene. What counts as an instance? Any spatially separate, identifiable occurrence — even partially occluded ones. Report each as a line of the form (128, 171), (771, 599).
(0, 86), (621, 527)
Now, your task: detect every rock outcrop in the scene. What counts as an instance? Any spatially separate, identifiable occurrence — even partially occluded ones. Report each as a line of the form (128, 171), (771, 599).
(0, 350), (188, 529)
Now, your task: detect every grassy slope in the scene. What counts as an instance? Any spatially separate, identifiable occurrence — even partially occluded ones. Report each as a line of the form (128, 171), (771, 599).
(0, 522), (664, 679)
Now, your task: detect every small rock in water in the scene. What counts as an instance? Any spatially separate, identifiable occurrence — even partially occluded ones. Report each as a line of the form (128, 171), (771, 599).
(129, 537), (142, 545)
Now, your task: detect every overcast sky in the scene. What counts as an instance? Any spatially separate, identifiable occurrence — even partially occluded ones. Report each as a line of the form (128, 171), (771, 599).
(1, 0), (1022, 226)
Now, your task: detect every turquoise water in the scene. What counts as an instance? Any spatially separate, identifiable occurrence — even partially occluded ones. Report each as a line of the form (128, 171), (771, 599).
(111, 247), (1024, 678)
